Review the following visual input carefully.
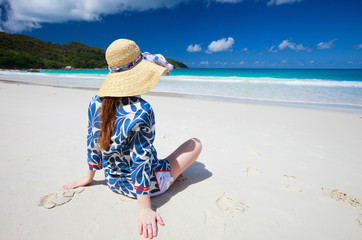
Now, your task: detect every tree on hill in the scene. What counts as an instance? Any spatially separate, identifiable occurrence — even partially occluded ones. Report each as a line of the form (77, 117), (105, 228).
(0, 32), (189, 69)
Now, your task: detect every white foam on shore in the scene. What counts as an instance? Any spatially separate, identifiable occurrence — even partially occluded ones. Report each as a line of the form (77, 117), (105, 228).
(0, 70), (104, 88)
(166, 75), (362, 88)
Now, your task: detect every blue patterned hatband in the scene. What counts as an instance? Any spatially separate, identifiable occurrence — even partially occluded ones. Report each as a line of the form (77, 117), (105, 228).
(108, 54), (143, 73)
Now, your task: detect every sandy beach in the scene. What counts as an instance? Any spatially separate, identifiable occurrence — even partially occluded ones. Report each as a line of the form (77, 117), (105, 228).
(0, 80), (361, 239)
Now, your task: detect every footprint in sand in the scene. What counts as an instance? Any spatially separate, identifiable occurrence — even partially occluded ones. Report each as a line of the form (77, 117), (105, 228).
(204, 209), (226, 236)
(322, 187), (362, 227)
(283, 174), (303, 192)
(216, 193), (249, 216)
(322, 188), (361, 209)
(283, 175), (296, 180)
(242, 167), (260, 176)
(356, 216), (362, 227)
(40, 188), (84, 209)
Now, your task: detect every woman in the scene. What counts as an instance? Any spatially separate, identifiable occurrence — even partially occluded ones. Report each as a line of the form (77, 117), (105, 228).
(63, 39), (202, 239)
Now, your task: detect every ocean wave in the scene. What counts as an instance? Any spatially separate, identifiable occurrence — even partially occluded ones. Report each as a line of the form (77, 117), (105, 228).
(163, 75), (362, 88)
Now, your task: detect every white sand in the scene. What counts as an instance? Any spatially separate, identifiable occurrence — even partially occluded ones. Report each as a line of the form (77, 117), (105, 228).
(0, 81), (361, 239)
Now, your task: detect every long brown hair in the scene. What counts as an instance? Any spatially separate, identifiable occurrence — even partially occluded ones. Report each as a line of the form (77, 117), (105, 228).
(98, 97), (119, 150)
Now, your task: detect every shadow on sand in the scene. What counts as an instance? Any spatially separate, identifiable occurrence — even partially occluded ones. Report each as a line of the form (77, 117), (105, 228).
(83, 160), (212, 208)
(88, 179), (107, 186)
(151, 161), (212, 210)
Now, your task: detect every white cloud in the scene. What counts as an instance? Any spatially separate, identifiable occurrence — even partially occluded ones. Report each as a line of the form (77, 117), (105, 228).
(352, 44), (362, 49)
(187, 44), (202, 52)
(207, 37), (234, 53)
(214, 61), (227, 65)
(1, 0), (307, 33)
(317, 39), (337, 49)
(269, 45), (278, 53)
(278, 40), (292, 50)
(200, 61), (209, 65)
(239, 61), (245, 64)
(295, 43), (310, 52)
(278, 39), (312, 52)
(241, 47), (248, 51)
(281, 60), (287, 63)
(267, 0), (303, 6)
(0, 0), (189, 32)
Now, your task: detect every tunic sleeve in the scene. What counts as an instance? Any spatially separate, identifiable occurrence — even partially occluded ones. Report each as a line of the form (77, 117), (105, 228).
(87, 96), (103, 170)
(130, 107), (156, 195)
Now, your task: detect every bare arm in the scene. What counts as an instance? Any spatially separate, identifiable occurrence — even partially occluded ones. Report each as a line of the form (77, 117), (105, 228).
(137, 194), (164, 239)
(63, 169), (95, 189)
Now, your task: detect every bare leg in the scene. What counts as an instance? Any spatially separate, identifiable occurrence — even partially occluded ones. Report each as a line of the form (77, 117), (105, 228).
(166, 138), (202, 186)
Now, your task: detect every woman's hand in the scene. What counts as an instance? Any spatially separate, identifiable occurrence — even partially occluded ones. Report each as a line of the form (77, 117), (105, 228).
(138, 208), (164, 239)
(63, 170), (95, 189)
(137, 194), (164, 239)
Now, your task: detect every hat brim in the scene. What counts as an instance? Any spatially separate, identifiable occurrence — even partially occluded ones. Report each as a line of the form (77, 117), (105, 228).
(98, 59), (167, 97)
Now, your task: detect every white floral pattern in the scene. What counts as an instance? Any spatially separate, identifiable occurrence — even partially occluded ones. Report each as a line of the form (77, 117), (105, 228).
(87, 95), (170, 198)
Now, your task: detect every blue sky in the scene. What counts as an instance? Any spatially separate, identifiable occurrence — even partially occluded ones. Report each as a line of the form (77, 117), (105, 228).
(1, 0), (361, 68)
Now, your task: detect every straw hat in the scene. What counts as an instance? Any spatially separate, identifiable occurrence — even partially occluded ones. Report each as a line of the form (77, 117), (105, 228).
(98, 39), (167, 97)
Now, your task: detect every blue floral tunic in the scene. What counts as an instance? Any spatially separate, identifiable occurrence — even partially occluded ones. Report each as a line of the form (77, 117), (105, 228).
(87, 95), (170, 198)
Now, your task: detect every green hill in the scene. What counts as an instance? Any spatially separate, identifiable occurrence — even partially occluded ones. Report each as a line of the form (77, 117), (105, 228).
(166, 58), (188, 69)
(0, 32), (188, 69)
(0, 32), (107, 69)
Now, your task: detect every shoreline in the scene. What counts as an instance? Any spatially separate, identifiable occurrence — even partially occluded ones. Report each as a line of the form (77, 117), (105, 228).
(1, 78), (361, 114)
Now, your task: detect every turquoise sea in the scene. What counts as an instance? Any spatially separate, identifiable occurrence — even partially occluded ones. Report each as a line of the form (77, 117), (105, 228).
(40, 68), (362, 82)
(1, 68), (362, 108)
